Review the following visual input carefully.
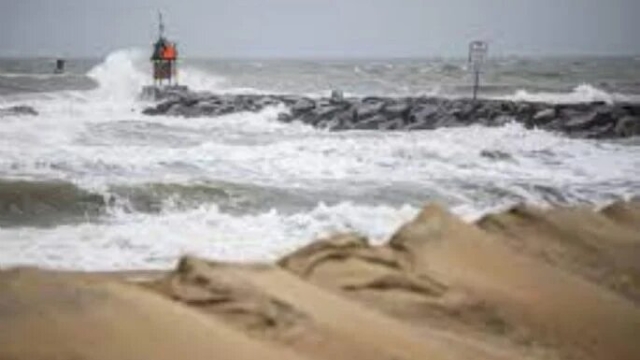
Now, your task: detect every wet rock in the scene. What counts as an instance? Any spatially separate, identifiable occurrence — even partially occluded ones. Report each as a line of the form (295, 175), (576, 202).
(614, 116), (640, 138)
(139, 87), (640, 139)
(355, 101), (386, 120)
(404, 119), (433, 130)
(380, 118), (404, 130)
(621, 103), (640, 117)
(407, 104), (440, 129)
(480, 149), (513, 161)
(277, 112), (294, 123)
(488, 115), (514, 127)
(176, 92), (203, 107)
(0, 105), (38, 117)
(317, 118), (342, 130)
(314, 104), (345, 119)
(515, 102), (536, 118)
(279, 95), (302, 106)
(166, 103), (188, 117)
(563, 107), (615, 132)
(578, 123), (615, 139)
(532, 108), (557, 126)
(475, 102), (502, 121)
(353, 114), (388, 130)
(142, 99), (180, 115)
(383, 101), (411, 119)
(455, 101), (481, 122)
(192, 101), (218, 116)
(291, 98), (315, 113)
(334, 108), (357, 126)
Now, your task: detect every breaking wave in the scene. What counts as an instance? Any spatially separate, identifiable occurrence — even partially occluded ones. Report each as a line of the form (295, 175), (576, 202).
(0, 179), (105, 227)
(86, 48), (229, 101)
(0, 179), (295, 227)
(497, 84), (640, 104)
(0, 196), (419, 270)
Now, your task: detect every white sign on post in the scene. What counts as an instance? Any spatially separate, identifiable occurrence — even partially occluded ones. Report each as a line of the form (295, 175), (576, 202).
(468, 41), (488, 100)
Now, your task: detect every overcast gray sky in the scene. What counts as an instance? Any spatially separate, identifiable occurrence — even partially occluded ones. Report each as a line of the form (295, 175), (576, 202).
(1, 0), (638, 58)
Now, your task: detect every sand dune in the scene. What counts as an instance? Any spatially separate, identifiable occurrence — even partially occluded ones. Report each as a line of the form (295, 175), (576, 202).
(391, 204), (640, 360)
(148, 255), (528, 360)
(0, 268), (305, 360)
(477, 203), (640, 302)
(1, 200), (639, 360)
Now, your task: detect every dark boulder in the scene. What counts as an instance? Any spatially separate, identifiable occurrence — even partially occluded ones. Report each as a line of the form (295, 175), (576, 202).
(475, 102), (502, 121)
(143, 99), (180, 115)
(317, 118), (342, 130)
(255, 96), (280, 108)
(582, 123), (616, 139)
(355, 101), (386, 120)
(291, 98), (316, 113)
(499, 101), (517, 113)
(407, 104), (440, 129)
(165, 103), (188, 117)
(532, 108), (557, 126)
(620, 103), (640, 117)
(191, 100), (220, 116)
(279, 95), (304, 106)
(353, 114), (388, 130)
(383, 101), (411, 119)
(614, 116), (640, 138)
(453, 100), (481, 122)
(313, 104), (345, 119)
(0, 105), (38, 117)
(277, 113), (294, 123)
(295, 103), (342, 126)
(563, 107), (616, 132)
(515, 102), (536, 118)
(380, 118), (404, 130)
(488, 115), (514, 127)
(176, 92), (204, 107)
(334, 108), (357, 127)
(480, 149), (513, 161)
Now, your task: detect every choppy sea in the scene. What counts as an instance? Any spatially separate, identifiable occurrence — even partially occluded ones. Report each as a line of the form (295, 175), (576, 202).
(0, 50), (639, 270)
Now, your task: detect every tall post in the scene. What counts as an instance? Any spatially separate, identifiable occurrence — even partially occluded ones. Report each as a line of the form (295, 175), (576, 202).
(473, 69), (480, 101)
(468, 41), (488, 102)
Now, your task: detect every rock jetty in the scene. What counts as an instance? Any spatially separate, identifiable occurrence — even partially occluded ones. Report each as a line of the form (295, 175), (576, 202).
(142, 88), (640, 138)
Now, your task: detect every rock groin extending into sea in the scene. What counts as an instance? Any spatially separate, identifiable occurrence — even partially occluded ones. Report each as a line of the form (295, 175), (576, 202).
(142, 88), (640, 139)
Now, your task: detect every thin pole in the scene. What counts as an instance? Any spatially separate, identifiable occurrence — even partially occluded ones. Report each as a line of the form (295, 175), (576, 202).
(473, 69), (480, 101)
(158, 11), (165, 38)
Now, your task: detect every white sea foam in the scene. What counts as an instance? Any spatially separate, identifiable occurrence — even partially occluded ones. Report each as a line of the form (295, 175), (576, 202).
(497, 84), (639, 104)
(0, 202), (418, 270)
(87, 48), (149, 102)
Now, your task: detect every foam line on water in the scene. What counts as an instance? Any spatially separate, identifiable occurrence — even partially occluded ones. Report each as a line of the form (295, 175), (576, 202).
(0, 202), (419, 270)
(2, 109), (639, 202)
(495, 84), (640, 104)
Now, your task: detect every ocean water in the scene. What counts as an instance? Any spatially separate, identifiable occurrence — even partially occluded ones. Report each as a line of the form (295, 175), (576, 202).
(0, 49), (639, 270)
